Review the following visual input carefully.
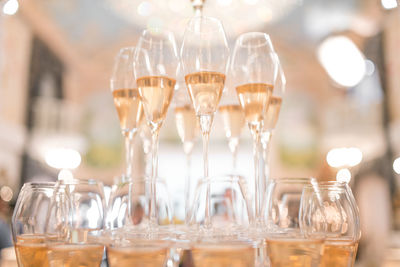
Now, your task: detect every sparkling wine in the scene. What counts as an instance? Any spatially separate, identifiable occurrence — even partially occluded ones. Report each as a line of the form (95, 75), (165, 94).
(137, 76), (176, 128)
(47, 243), (104, 267)
(321, 241), (358, 267)
(191, 244), (255, 267)
(112, 88), (143, 136)
(185, 71), (226, 116)
(107, 246), (168, 267)
(219, 104), (245, 140)
(174, 105), (198, 148)
(236, 83), (273, 128)
(15, 234), (49, 267)
(267, 239), (324, 267)
(263, 96), (282, 131)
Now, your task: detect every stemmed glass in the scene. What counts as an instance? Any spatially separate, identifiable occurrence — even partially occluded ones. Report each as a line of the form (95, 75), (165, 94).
(173, 76), (199, 224)
(261, 54), (285, 191)
(230, 32), (277, 224)
(134, 29), (179, 226)
(180, 16), (230, 227)
(11, 182), (56, 267)
(218, 84), (245, 174)
(302, 181), (361, 267)
(264, 178), (325, 267)
(111, 47), (144, 179)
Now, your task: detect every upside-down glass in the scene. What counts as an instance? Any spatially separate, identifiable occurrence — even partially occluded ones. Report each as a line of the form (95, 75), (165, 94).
(231, 32), (277, 224)
(173, 75), (199, 224)
(12, 182), (56, 267)
(189, 175), (258, 267)
(45, 179), (106, 267)
(302, 181), (361, 267)
(264, 178), (325, 267)
(134, 29), (178, 226)
(105, 177), (172, 231)
(111, 47), (144, 179)
(261, 53), (285, 200)
(181, 16), (230, 227)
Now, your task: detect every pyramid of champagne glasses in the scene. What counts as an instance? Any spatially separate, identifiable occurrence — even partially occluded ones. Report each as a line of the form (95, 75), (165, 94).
(11, 2), (361, 267)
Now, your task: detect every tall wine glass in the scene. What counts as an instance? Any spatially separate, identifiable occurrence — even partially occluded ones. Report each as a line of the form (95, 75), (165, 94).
(134, 29), (179, 226)
(261, 54), (285, 199)
(302, 181), (361, 267)
(230, 32), (277, 224)
(173, 76), (199, 224)
(111, 47), (144, 179)
(264, 178), (325, 267)
(180, 16), (230, 227)
(12, 182), (56, 267)
(218, 83), (245, 174)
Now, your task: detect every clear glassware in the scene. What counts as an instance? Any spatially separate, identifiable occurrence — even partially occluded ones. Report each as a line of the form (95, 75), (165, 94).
(190, 0), (206, 16)
(111, 47), (144, 179)
(45, 179), (106, 267)
(134, 29), (179, 226)
(302, 181), (361, 267)
(218, 80), (245, 174)
(189, 175), (259, 267)
(230, 32), (278, 224)
(180, 16), (230, 227)
(11, 182), (56, 267)
(105, 177), (173, 232)
(264, 178), (325, 267)
(173, 72), (199, 224)
(260, 53), (285, 196)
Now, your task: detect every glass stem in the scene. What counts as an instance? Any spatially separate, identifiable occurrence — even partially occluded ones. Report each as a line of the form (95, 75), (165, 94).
(199, 114), (213, 228)
(124, 132), (135, 179)
(184, 149), (192, 225)
(229, 137), (239, 173)
(150, 129), (160, 226)
(252, 129), (262, 225)
(262, 132), (272, 196)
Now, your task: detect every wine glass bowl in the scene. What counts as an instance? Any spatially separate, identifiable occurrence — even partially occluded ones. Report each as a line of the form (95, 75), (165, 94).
(11, 182), (56, 267)
(264, 178), (325, 267)
(302, 181), (361, 267)
(189, 175), (251, 235)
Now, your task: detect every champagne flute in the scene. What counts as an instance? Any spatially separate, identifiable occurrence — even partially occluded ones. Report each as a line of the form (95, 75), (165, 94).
(261, 54), (285, 199)
(230, 32), (277, 224)
(11, 182), (56, 267)
(302, 181), (361, 267)
(218, 83), (245, 174)
(180, 16), (230, 227)
(111, 47), (144, 179)
(173, 77), (199, 224)
(134, 29), (179, 226)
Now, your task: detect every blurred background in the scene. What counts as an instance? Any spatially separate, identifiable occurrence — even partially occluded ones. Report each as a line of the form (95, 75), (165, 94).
(1, 0), (400, 266)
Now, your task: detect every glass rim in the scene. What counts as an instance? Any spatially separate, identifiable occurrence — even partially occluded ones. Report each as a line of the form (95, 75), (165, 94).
(185, 16), (225, 34)
(139, 28), (176, 44)
(236, 31), (274, 49)
(270, 177), (315, 184)
(57, 178), (104, 186)
(21, 181), (56, 189)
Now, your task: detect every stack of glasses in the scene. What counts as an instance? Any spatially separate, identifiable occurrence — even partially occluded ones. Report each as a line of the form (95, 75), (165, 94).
(12, 177), (360, 267)
(11, 14), (361, 267)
